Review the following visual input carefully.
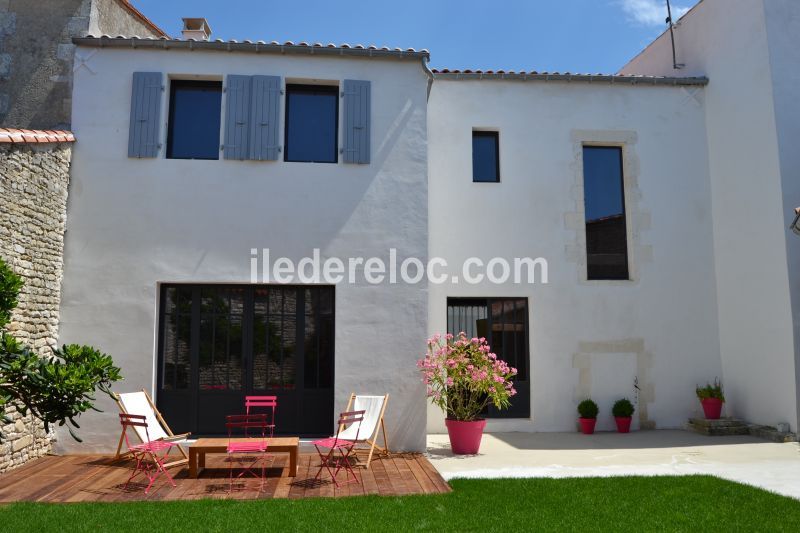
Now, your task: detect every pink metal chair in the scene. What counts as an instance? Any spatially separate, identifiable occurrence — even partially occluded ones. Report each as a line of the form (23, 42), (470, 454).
(245, 395), (277, 433)
(225, 413), (272, 493)
(312, 410), (365, 487)
(118, 413), (179, 494)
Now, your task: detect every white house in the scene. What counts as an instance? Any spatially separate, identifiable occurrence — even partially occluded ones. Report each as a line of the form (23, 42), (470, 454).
(57, 0), (799, 453)
(61, 32), (430, 452)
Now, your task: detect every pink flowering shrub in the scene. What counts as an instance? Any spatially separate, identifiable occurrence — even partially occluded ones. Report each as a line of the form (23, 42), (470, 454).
(417, 332), (517, 421)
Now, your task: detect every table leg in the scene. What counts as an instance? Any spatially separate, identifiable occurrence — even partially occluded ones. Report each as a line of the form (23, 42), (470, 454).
(189, 448), (198, 479)
(289, 448), (297, 477)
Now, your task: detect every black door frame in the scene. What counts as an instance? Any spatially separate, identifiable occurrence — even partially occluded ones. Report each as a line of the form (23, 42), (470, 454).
(155, 283), (335, 436)
(446, 296), (530, 419)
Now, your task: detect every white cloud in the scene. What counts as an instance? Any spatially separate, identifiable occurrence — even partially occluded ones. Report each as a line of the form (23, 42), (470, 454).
(617, 0), (690, 26)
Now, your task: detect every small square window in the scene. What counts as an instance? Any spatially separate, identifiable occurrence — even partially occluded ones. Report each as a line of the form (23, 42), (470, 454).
(166, 80), (222, 160)
(285, 84), (339, 163)
(472, 131), (500, 182)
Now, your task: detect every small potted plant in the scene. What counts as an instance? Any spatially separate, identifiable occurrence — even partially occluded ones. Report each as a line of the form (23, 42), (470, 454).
(612, 398), (635, 433)
(577, 399), (599, 434)
(418, 332), (517, 454)
(696, 379), (725, 419)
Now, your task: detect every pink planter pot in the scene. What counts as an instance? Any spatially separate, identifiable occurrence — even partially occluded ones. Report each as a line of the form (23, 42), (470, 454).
(701, 398), (723, 419)
(445, 418), (487, 454)
(578, 417), (597, 435)
(615, 416), (632, 433)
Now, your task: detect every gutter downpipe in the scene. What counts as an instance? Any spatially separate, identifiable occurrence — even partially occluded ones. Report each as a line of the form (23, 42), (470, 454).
(420, 56), (434, 101)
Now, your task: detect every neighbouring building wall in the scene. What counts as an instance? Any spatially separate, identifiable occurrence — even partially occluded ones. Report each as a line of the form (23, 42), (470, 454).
(0, 0), (162, 129)
(622, 0), (799, 431)
(427, 78), (719, 433)
(60, 47), (429, 453)
(92, 0), (162, 38)
(0, 140), (72, 472)
(763, 0), (800, 434)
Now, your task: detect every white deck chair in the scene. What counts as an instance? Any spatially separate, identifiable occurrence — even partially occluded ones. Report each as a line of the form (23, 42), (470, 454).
(337, 393), (389, 468)
(114, 389), (191, 469)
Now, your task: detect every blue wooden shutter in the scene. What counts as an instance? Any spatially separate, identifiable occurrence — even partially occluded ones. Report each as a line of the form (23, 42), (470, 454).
(342, 79), (371, 164)
(223, 75), (251, 160)
(249, 75), (281, 161)
(128, 72), (163, 158)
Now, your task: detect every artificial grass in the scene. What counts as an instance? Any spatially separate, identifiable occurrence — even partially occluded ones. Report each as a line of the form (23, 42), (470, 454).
(3, 476), (800, 532)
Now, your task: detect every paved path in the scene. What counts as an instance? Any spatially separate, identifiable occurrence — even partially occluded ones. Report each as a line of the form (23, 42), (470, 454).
(427, 430), (800, 499)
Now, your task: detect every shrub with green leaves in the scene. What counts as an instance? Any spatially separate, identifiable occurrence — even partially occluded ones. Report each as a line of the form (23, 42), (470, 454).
(612, 398), (635, 418)
(577, 399), (599, 419)
(0, 259), (23, 330)
(0, 257), (122, 441)
(696, 379), (725, 402)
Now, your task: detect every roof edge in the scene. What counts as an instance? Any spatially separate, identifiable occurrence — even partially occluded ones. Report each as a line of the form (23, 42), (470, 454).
(72, 36), (431, 60)
(431, 71), (708, 86)
(0, 129), (75, 144)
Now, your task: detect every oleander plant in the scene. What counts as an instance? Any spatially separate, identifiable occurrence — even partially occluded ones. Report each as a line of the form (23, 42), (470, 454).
(0, 257), (122, 441)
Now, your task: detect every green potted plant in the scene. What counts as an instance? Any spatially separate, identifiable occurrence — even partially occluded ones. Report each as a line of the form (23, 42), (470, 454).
(418, 332), (517, 454)
(696, 379), (725, 419)
(612, 398), (635, 433)
(577, 399), (599, 434)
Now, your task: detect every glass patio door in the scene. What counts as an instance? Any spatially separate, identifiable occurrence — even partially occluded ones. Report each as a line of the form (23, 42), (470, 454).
(157, 284), (334, 436)
(446, 297), (530, 418)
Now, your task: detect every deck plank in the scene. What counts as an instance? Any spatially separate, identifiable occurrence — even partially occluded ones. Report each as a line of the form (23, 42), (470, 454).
(0, 452), (449, 502)
(416, 454), (452, 494)
(404, 454), (439, 494)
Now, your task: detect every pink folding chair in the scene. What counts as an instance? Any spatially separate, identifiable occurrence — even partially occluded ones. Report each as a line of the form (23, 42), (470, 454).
(118, 413), (179, 494)
(312, 410), (365, 487)
(225, 413), (272, 493)
(245, 395), (277, 433)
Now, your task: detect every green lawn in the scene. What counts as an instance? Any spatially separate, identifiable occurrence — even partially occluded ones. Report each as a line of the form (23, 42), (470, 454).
(4, 476), (800, 532)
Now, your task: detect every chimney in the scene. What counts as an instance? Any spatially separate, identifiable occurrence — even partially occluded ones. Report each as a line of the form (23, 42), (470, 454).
(181, 18), (211, 41)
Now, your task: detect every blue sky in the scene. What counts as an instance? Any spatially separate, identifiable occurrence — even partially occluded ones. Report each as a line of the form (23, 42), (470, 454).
(135, 0), (698, 74)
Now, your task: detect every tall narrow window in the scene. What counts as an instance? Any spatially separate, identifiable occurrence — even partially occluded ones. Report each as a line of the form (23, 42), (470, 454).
(446, 297), (529, 418)
(583, 146), (629, 280)
(285, 84), (338, 163)
(472, 131), (500, 182)
(166, 80), (222, 160)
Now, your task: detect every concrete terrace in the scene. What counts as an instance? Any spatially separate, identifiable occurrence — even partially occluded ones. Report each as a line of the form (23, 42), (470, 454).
(427, 430), (800, 500)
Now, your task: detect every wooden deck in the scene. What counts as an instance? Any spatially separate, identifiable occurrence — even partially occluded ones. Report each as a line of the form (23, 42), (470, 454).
(0, 451), (450, 502)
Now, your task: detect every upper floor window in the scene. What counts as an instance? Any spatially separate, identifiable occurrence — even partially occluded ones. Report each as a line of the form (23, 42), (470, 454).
(166, 80), (222, 160)
(284, 84), (338, 163)
(583, 146), (629, 280)
(472, 131), (500, 182)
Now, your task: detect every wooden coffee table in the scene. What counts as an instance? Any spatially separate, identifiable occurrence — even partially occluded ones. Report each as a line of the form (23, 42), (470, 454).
(188, 437), (299, 478)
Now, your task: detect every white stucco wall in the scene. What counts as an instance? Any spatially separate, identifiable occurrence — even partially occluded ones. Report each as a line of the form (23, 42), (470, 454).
(60, 47), (429, 452)
(427, 78), (721, 433)
(622, 0), (799, 432)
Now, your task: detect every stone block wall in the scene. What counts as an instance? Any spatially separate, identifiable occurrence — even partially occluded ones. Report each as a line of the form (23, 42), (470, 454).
(0, 141), (71, 473)
(0, 0), (164, 129)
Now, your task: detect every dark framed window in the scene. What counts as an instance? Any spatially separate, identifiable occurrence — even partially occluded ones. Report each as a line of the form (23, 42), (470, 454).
(166, 80), (222, 160)
(583, 146), (629, 280)
(284, 84), (339, 163)
(472, 131), (500, 182)
(446, 297), (529, 418)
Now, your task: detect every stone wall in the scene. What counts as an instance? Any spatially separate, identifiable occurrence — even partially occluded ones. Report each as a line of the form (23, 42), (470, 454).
(0, 141), (72, 473)
(0, 0), (163, 129)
